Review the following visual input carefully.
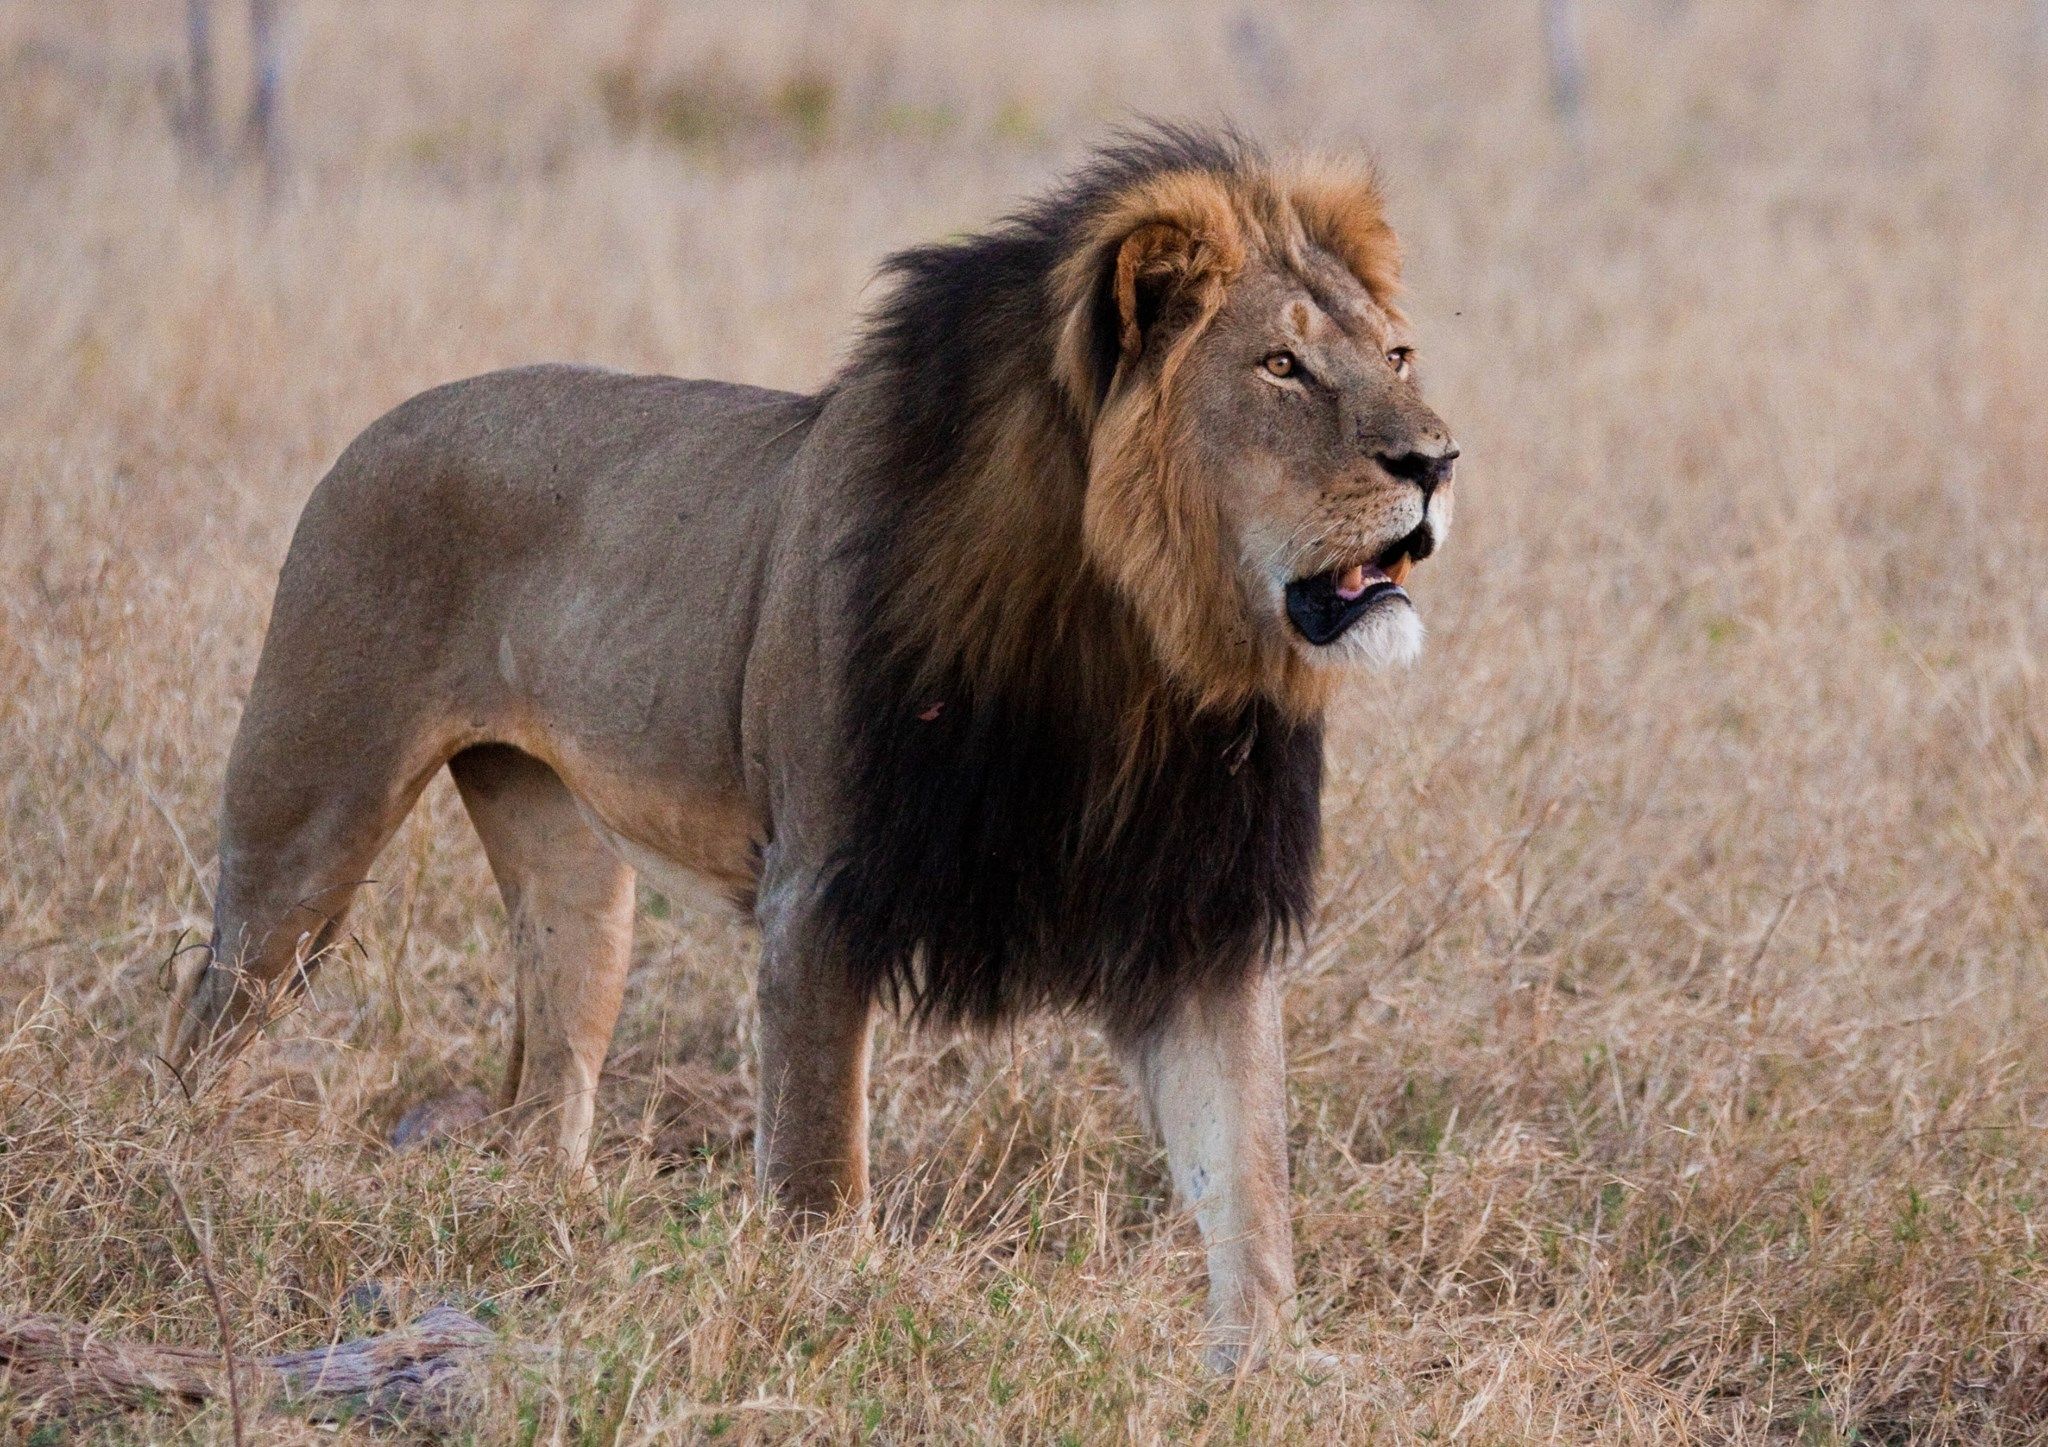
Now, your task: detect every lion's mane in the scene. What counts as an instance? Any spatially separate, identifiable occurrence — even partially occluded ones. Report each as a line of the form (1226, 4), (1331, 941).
(819, 128), (1398, 1036)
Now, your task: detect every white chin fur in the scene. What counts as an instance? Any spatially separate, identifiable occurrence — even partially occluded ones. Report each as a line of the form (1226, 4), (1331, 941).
(1300, 598), (1424, 671)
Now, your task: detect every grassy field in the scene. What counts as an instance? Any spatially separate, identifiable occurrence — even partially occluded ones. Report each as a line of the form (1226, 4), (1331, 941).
(4, 1), (2048, 1440)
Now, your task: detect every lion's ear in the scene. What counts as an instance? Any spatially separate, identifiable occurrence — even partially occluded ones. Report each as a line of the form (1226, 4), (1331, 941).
(1053, 174), (1246, 419)
(1110, 223), (1202, 363)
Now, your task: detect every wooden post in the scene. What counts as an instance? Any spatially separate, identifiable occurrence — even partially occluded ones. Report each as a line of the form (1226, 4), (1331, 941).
(1543, 0), (1587, 146)
(244, 0), (283, 168)
(181, 0), (219, 161)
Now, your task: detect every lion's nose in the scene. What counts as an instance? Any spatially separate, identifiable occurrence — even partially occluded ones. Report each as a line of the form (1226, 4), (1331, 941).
(1376, 442), (1458, 498)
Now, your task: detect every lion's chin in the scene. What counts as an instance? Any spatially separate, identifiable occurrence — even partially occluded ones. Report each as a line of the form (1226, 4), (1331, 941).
(1292, 594), (1424, 672)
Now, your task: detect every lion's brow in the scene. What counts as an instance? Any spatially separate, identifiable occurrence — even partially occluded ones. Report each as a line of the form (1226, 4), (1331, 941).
(1304, 273), (1392, 348)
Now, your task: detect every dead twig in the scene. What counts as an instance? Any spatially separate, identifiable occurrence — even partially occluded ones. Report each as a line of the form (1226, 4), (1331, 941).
(0, 1303), (503, 1430)
(163, 1173), (245, 1447)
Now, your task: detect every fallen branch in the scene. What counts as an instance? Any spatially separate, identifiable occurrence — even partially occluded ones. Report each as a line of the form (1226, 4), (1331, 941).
(0, 1304), (501, 1430)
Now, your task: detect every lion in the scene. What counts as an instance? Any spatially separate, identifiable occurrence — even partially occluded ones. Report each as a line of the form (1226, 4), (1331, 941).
(162, 127), (1457, 1371)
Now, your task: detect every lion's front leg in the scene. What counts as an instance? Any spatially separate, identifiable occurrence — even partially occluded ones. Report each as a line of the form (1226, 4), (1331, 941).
(752, 887), (876, 1220)
(1117, 969), (1298, 1373)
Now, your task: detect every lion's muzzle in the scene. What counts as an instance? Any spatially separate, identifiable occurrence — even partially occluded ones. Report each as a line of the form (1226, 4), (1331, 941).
(1283, 514), (1438, 647)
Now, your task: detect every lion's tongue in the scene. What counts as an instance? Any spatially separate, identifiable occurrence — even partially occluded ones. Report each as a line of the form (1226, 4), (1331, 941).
(1334, 563), (1374, 601)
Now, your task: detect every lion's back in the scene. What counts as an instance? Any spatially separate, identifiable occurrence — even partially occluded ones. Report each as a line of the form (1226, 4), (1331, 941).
(247, 364), (821, 739)
(320, 364), (811, 546)
(275, 364), (811, 606)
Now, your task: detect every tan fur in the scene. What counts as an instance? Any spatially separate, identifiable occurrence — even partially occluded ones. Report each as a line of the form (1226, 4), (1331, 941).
(161, 143), (1454, 1369)
(1280, 158), (1405, 312)
(1118, 970), (1298, 1373)
(449, 744), (635, 1167)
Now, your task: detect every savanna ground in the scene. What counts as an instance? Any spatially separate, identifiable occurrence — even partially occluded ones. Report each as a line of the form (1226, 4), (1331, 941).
(4, 1), (2047, 1440)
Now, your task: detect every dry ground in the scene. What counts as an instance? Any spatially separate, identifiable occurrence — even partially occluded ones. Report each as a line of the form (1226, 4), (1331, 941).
(4, 1), (2048, 1441)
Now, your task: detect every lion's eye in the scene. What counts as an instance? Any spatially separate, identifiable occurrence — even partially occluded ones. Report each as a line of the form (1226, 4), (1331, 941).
(1262, 351), (1299, 379)
(1387, 347), (1414, 377)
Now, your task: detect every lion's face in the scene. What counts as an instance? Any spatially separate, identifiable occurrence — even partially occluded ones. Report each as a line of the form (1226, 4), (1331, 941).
(1178, 253), (1456, 673)
(1048, 154), (1452, 713)
(1077, 237), (1454, 712)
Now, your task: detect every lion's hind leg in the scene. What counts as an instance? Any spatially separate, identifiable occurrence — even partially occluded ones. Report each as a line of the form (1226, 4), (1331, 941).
(162, 712), (452, 1087)
(449, 744), (636, 1174)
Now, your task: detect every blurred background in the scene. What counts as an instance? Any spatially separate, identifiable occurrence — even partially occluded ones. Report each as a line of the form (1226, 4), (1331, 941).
(4, 2), (2048, 1440)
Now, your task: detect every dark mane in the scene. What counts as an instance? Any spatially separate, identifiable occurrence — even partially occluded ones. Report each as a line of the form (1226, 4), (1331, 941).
(856, 125), (1257, 440)
(817, 127), (1324, 1038)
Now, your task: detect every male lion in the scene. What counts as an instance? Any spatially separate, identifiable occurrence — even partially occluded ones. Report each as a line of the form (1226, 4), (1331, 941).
(164, 128), (1456, 1370)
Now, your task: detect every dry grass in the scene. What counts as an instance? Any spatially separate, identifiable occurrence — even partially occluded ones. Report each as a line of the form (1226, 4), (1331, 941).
(4, 1), (2048, 1440)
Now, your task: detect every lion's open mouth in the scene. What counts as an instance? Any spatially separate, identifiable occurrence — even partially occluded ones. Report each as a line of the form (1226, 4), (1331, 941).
(1284, 521), (1436, 646)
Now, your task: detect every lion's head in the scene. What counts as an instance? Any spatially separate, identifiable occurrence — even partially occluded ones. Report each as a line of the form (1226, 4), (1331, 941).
(1052, 133), (1457, 714)
(855, 127), (1454, 726)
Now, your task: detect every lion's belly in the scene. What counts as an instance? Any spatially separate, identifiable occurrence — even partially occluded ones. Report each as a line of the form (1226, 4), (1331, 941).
(568, 783), (760, 917)
(507, 728), (761, 916)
